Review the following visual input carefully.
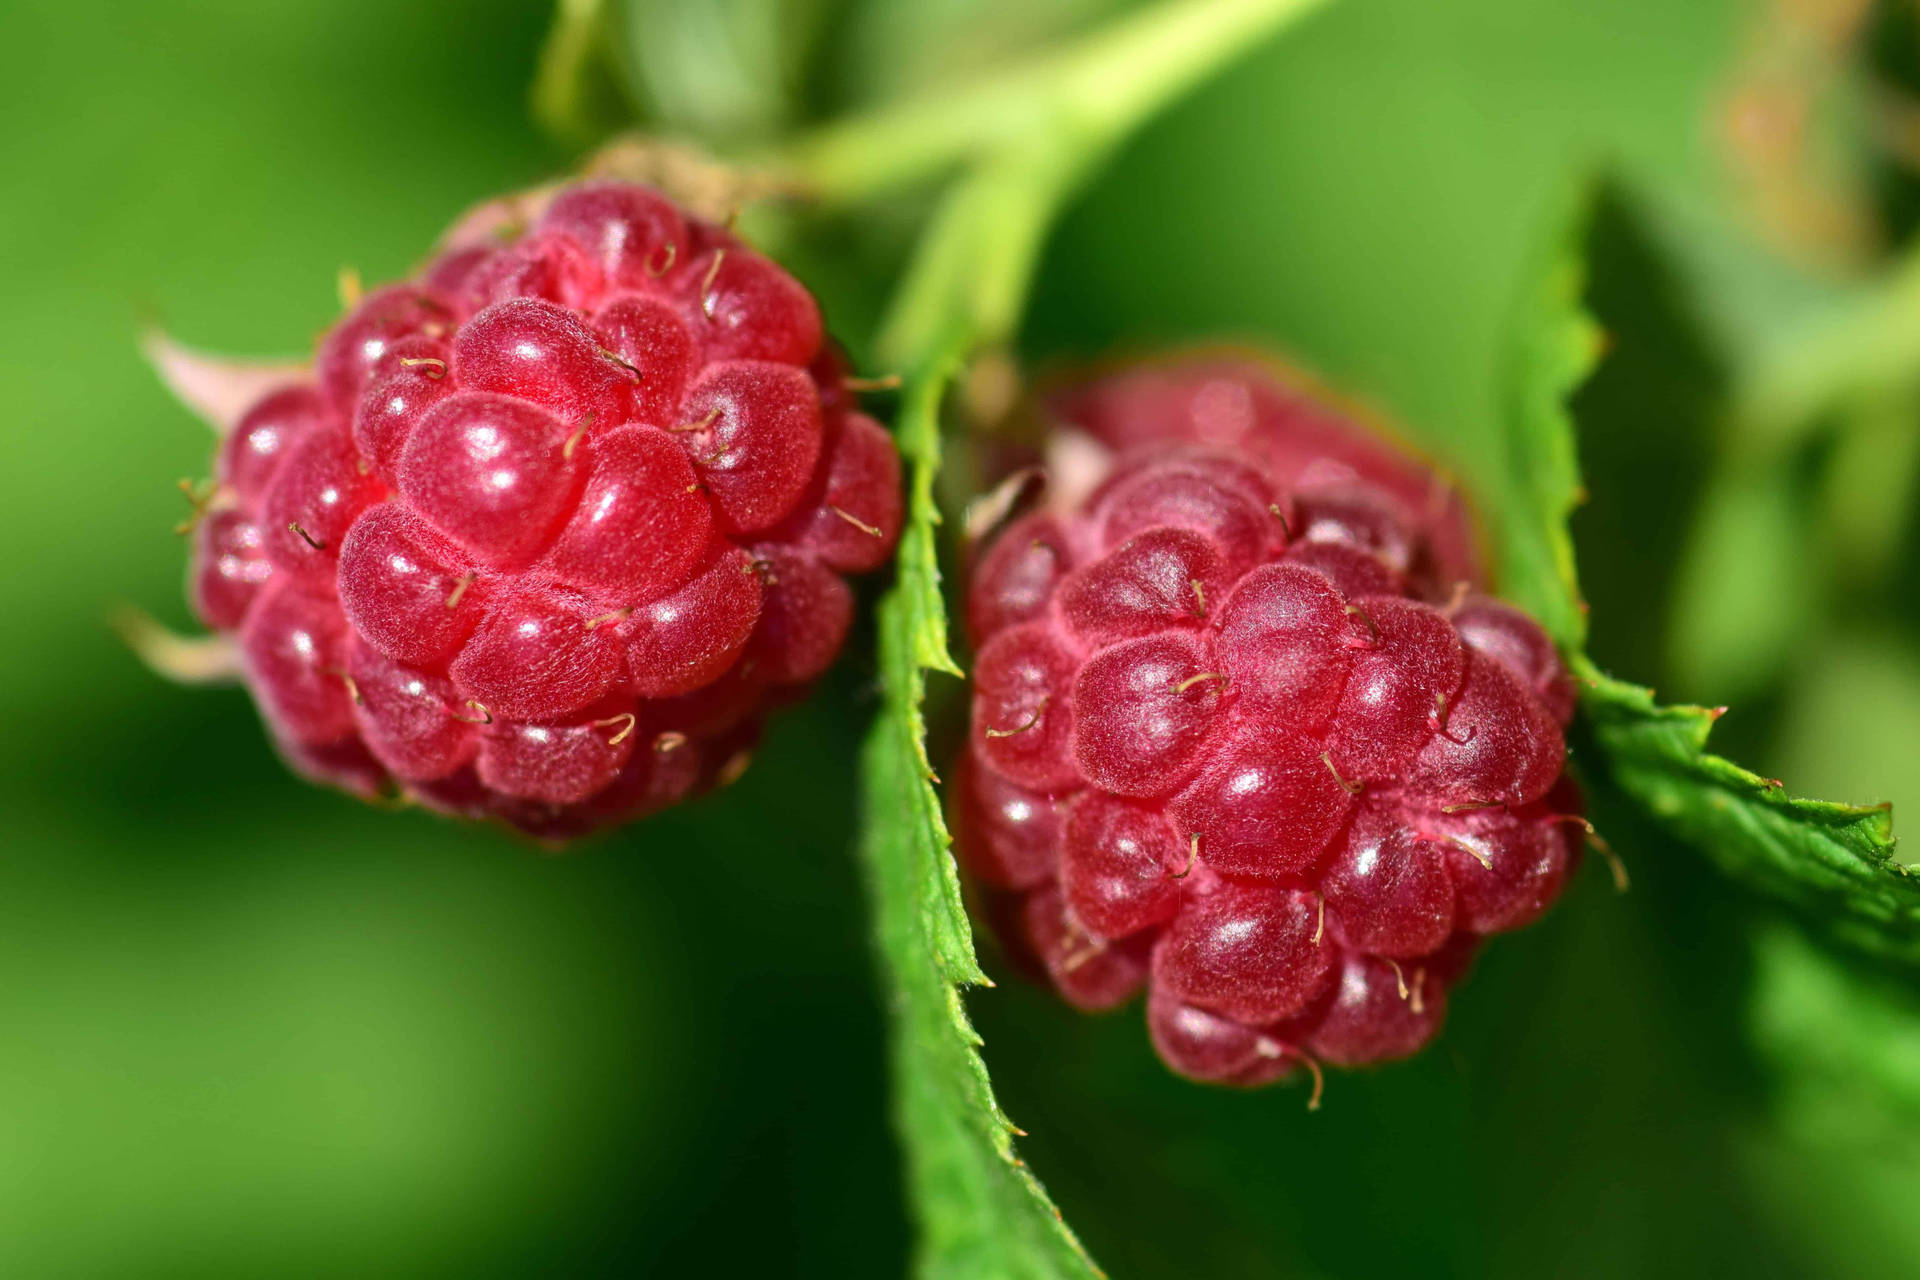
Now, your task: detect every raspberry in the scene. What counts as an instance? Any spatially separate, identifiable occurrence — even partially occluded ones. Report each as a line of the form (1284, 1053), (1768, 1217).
(174, 179), (901, 838)
(956, 355), (1581, 1091)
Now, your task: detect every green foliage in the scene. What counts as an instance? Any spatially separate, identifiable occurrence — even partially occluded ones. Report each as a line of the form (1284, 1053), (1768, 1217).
(860, 331), (1101, 1279)
(1577, 667), (1912, 960)
(1776, 631), (1920, 819)
(1753, 923), (1920, 1123)
(767, 0), (1920, 1263)
(1743, 924), (1920, 1276)
(14, 0), (1920, 1273)
(1490, 186), (1605, 651)
(1490, 196), (1918, 965)
(828, 4), (1335, 1271)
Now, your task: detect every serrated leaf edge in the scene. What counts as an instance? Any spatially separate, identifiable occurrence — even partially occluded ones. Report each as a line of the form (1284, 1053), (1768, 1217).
(1498, 185), (1916, 962)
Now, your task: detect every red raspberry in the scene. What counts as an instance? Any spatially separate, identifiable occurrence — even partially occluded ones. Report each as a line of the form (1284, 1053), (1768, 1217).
(955, 355), (1580, 1091)
(178, 180), (902, 838)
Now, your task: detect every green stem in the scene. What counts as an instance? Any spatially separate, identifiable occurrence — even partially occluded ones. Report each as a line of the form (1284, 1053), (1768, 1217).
(766, 0), (1336, 206)
(874, 148), (1073, 367)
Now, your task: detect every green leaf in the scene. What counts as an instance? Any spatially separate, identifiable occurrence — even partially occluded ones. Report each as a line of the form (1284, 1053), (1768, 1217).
(1491, 185), (1605, 651)
(1492, 189), (1920, 964)
(859, 330), (1102, 1280)
(843, 4), (1338, 1272)
(1576, 663), (1913, 960)
(839, 164), (1100, 1280)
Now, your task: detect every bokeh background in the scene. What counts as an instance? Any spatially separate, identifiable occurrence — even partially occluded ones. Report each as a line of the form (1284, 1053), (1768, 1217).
(3, 0), (1916, 1276)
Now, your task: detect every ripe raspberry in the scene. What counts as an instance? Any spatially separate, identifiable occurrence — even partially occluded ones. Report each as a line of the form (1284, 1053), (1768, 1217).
(174, 180), (901, 838)
(955, 355), (1582, 1091)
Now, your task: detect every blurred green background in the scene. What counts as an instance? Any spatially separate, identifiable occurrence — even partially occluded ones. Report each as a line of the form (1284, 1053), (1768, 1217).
(3, 0), (1916, 1276)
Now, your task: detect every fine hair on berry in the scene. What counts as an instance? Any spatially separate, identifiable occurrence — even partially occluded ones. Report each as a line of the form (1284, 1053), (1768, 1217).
(954, 353), (1584, 1089)
(175, 178), (903, 839)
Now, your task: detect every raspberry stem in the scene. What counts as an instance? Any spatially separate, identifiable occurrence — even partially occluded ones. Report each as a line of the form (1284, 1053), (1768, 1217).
(765, 0), (1337, 208)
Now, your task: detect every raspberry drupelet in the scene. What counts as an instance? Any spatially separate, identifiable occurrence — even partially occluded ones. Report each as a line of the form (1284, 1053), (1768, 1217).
(954, 355), (1582, 1091)
(183, 180), (902, 839)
